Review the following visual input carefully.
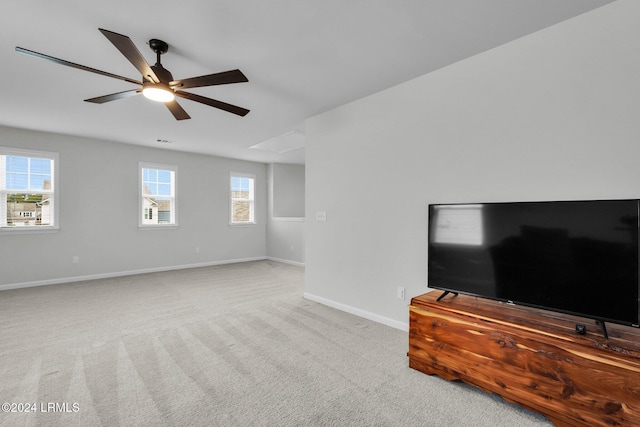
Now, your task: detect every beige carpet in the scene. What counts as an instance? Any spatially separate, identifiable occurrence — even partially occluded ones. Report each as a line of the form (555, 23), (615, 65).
(0, 260), (551, 426)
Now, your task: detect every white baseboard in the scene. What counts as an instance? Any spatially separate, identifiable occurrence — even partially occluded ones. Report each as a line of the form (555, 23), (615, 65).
(266, 257), (305, 267)
(303, 292), (409, 332)
(0, 257), (268, 292)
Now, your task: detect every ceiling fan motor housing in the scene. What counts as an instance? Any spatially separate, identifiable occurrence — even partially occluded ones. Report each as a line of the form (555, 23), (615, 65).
(147, 39), (174, 83)
(150, 64), (174, 83)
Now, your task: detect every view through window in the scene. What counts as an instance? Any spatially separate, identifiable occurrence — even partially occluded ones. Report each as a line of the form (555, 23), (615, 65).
(230, 173), (255, 224)
(140, 163), (176, 226)
(1, 148), (57, 229)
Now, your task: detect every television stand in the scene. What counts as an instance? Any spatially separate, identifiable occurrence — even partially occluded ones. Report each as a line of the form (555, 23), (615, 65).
(435, 290), (458, 301)
(595, 319), (608, 339)
(408, 291), (640, 427)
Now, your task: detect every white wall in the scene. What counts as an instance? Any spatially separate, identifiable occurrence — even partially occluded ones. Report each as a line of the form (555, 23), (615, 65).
(0, 126), (267, 288)
(266, 163), (305, 265)
(305, 0), (640, 330)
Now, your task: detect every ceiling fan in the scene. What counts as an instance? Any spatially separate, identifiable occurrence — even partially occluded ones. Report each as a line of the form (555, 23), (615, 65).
(15, 28), (249, 120)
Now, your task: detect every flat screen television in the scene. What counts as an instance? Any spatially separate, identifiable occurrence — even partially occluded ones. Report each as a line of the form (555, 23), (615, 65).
(427, 199), (640, 337)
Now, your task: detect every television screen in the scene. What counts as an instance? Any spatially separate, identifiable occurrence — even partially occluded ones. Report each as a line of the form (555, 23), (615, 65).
(428, 199), (640, 327)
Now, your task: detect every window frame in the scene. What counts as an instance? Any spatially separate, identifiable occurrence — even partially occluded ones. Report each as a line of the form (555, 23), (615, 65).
(229, 172), (256, 226)
(0, 147), (59, 233)
(139, 162), (178, 229)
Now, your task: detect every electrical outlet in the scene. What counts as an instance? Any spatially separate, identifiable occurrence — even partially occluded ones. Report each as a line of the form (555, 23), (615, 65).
(195, 247), (200, 253)
(397, 287), (405, 300)
(72, 256), (79, 264)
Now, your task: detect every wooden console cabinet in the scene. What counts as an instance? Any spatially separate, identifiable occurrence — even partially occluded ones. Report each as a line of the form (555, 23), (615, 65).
(408, 291), (640, 426)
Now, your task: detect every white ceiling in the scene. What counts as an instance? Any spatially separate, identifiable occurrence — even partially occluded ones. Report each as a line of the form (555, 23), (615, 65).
(0, 0), (614, 165)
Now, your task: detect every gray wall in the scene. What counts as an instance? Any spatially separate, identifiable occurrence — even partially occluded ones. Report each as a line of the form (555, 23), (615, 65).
(266, 163), (305, 265)
(0, 126), (267, 288)
(272, 163), (305, 218)
(304, 0), (640, 330)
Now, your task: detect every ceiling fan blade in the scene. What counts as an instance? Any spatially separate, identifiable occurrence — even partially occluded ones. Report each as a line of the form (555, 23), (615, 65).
(165, 100), (191, 120)
(170, 69), (248, 90)
(99, 28), (159, 83)
(174, 91), (249, 117)
(84, 89), (141, 104)
(15, 47), (142, 86)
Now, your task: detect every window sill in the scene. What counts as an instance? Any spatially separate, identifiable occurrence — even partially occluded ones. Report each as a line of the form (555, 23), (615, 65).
(0, 226), (60, 235)
(138, 224), (179, 230)
(229, 222), (256, 227)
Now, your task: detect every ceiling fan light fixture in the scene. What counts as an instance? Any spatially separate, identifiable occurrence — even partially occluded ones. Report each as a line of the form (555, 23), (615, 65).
(142, 83), (175, 103)
(16, 29), (249, 120)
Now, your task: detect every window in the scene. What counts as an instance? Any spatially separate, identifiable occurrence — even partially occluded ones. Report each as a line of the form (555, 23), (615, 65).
(1, 147), (58, 231)
(230, 173), (255, 225)
(139, 163), (176, 227)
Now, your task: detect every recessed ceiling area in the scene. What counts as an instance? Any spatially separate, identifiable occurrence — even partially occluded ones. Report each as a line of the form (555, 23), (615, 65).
(0, 0), (615, 165)
(250, 130), (305, 155)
